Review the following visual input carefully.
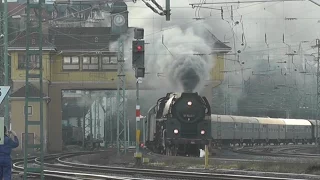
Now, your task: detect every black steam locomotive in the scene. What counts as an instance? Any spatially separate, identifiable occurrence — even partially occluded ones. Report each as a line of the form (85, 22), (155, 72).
(146, 92), (211, 156)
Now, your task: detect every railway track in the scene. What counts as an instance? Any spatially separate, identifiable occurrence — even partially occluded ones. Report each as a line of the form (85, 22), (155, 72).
(234, 145), (320, 158)
(11, 150), (308, 180)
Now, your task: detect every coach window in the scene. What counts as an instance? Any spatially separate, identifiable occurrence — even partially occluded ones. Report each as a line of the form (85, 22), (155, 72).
(82, 56), (99, 70)
(63, 56), (80, 70)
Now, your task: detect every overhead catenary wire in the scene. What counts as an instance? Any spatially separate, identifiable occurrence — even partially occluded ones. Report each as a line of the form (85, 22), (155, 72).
(141, 0), (165, 16)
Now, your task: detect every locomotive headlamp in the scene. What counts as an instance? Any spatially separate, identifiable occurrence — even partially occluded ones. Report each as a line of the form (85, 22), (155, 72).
(187, 101), (192, 106)
(174, 129), (179, 134)
(201, 130), (205, 135)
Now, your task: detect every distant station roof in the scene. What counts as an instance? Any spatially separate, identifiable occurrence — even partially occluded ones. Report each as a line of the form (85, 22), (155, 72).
(206, 30), (232, 53)
(8, 2), (25, 17)
(8, 2), (52, 20)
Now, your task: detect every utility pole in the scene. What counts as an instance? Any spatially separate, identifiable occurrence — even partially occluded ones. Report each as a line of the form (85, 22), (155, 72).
(116, 36), (127, 154)
(3, 0), (9, 128)
(316, 39), (320, 148)
(103, 97), (108, 148)
(94, 100), (97, 139)
(165, 0), (171, 21)
(24, 0), (45, 179)
(127, 117), (130, 146)
(135, 77), (142, 164)
(132, 28), (145, 165)
(109, 96), (113, 147)
(89, 92), (93, 144)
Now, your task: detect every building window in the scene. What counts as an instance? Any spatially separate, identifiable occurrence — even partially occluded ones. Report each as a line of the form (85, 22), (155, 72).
(63, 56), (79, 70)
(24, 106), (33, 116)
(102, 57), (110, 64)
(82, 56), (99, 70)
(18, 54), (40, 69)
(102, 56), (117, 64)
(101, 56), (117, 70)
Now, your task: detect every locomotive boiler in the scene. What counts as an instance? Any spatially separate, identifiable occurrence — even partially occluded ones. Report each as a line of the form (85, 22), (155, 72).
(146, 92), (211, 156)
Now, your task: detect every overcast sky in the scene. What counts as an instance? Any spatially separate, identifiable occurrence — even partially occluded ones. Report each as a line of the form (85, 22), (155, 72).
(123, 0), (320, 93)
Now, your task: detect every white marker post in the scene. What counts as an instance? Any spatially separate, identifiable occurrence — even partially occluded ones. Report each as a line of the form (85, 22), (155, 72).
(0, 86), (10, 145)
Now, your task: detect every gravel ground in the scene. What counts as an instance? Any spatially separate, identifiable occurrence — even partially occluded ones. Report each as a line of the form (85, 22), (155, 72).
(11, 172), (43, 180)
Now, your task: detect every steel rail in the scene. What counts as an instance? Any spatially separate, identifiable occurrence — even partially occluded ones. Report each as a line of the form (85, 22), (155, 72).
(12, 150), (307, 180)
(13, 151), (148, 180)
(53, 154), (304, 180)
(235, 146), (320, 158)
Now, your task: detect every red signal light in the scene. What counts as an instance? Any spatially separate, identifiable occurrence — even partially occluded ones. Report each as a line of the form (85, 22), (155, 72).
(137, 45), (142, 51)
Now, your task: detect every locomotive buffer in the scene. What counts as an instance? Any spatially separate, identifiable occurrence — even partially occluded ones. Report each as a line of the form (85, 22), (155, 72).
(133, 28), (145, 165)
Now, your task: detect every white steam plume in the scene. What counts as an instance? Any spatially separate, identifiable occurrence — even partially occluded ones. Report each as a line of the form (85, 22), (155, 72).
(152, 28), (213, 92)
(120, 1), (216, 93)
(110, 0), (320, 112)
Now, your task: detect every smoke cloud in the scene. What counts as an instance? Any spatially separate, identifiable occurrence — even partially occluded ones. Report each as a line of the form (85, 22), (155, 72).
(123, 1), (216, 94)
(115, 0), (320, 116)
(154, 28), (213, 92)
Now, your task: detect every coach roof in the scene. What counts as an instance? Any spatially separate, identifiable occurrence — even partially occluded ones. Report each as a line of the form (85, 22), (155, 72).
(281, 119), (312, 126)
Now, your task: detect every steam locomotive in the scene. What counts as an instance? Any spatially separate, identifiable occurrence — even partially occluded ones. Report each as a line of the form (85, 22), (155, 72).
(145, 92), (211, 156)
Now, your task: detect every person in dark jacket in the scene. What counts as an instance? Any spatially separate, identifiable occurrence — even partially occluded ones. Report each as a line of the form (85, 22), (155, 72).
(0, 126), (19, 180)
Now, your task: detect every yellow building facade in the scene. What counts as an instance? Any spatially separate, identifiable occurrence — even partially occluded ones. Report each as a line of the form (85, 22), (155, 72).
(10, 99), (48, 151)
(9, 27), (230, 152)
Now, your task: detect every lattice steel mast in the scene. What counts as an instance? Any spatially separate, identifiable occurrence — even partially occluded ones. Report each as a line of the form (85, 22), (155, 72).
(0, 2), (4, 88)
(116, 36), (127, 154)
(24, 0), (45, 179)
(3, 0), (9, 127)
(316, 39), (320, 147)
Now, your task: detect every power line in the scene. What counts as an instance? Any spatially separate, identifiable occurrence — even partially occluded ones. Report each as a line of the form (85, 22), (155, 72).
(190, 0), (304, 6)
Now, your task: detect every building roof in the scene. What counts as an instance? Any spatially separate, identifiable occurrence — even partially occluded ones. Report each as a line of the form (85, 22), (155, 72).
(49, 27), (119, 52)
(11, 83), (47, 97)
(8, 31), (54, 50)
(8, 27), (230, 53)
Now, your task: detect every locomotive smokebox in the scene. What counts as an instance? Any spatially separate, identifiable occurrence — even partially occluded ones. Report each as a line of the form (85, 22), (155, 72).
(180, 68), (200, 93)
